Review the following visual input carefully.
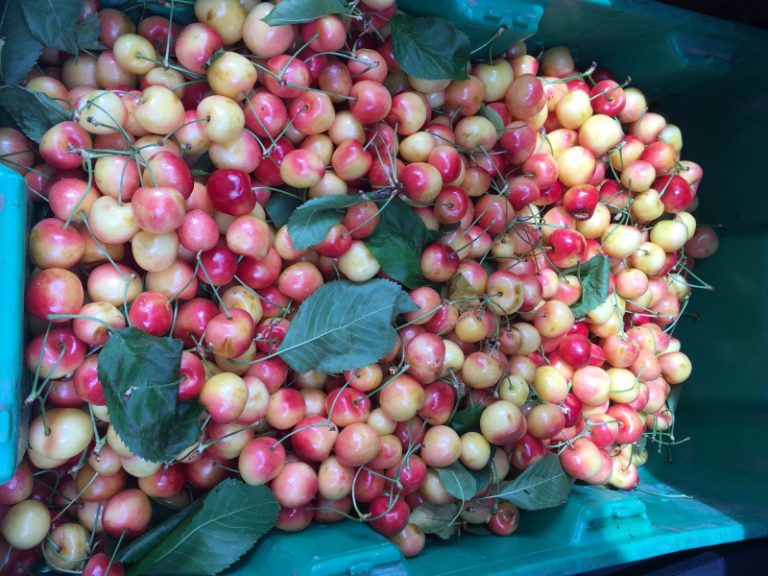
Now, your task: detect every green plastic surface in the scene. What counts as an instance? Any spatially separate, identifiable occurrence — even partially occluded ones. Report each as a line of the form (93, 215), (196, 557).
(7, 0), (768, 573)
(0, 165), (26, 483)
(232, 2), (768, 574)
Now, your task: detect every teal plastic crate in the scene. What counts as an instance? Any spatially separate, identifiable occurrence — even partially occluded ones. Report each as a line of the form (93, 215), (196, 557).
(228, 1), (768, 573)
(0, 166), (26, 483)
(4, 0), (768, 574)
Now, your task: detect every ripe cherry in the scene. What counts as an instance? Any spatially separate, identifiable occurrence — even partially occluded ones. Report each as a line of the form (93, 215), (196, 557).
(206, 169), (255, 216)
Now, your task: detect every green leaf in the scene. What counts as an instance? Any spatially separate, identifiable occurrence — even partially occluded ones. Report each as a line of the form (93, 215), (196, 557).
(19, 0), (82, 54)
(409, 502), (459, 540)
(120, 501), (203, 564)
(463, 525), (492, 536)
(389, 14), (470, 81)
(468, 464), (492, 496)
(493, 454), (572, 510)
(278, 279), (418, 373)
(287, 194), (366, 249)
(262, 0), (348, 25)
(479, 104), (504, 139)
(265, 187), (305, 228)
(0, 0), (43, 86)
(98, 328), (202, 464)
(75, 12), (104, 51)
(569, 255), (611, 317)
(364, 198), (440, 289)
(0, 86), (71, 141)
(448, 272), (481, 312)
(191, 152), (214, 177)
(449, 404), (485, 435)
(435, 462), (477, 501)
(126, 480), (279, 576)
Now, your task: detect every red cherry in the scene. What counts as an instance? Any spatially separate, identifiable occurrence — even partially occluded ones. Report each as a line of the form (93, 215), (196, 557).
(369, 496), (410, 537)
(558, 334), (592, 369)
(206, 169), (255, 216)
(654, 174), (693, 213)
(563, 184), (599, 220)
(590, 80), (626, 115)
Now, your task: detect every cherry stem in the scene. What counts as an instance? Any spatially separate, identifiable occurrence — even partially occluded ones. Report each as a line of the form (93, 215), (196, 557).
(164, 0), (177, 67)
(52, 471), (100, 521)
(62, 156), (94, 229)
(233, 275), (292, 314)
(363, 363), (409, 399)
(543, 62), (598, 85)
(167, 258), (201, 305)
(80, 215), (132, 285)
(343, 192), (396, 237)
(160, 116), (208, 144)
(87, 403), (106, 457)
(26, 343), (66, 406)
(0, 152), (49, 176)
(279, 32), (320, 80)
(470, 25), (509, 56)
(271, 420), (336, 449)
(107, 530), (127, 574)
(136, 54), (205, 79)
(198, 420), (266, 451)
(171, 78), (209, 91)
(664, 297), (690, 336)
(79, 95), (136, 145)
(47, 313), (115, 330)
(196, 252), (232, 319)
(324, 379), (352, 425)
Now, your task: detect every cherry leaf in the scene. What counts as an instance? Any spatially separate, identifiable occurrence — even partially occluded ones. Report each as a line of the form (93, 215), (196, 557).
(0, 0), (43, 86)
(435, 462), (477, 501)
(569, 255), (611, 317)
(0, 86), (71, 142)
(98, 328), (203, 464)
(75, 12), (104, 51)
(389, 14), (470, 80)
(479, 104), (505, 138)
(265, 187), (305, 228)
(125, 480), (278, 576)
(287, 194), (366, 249)
(278, 279), (418, 373)
(262, 0), (349, 26)
(492, 454), (572, 510)
(409, 502), (459, 540)
(19, 0), (82, 54)
(364, 198), (441, 289)
(449, 404), (485, 435)
(119, 502), (202, 564)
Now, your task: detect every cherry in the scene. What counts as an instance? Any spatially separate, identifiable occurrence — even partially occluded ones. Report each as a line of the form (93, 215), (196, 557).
(654, 174), (693, 213)
(239, 437), (286, 486)
(205, 309), (255, 359)
(590, 80), (626, 115)
(172, 298), (218, 347)
(506, 74), (545, 119)
(178, 351), (206, 401)
(206, 169), (255, 216)
(198, 242), (238, 286)
(82, 553), (125, 576)
(487, 501), (520, 536)
(128, 291), (172, 336)
(558, 334), (592, 369)
(547, 228), (587, 269)
(563, 184), (599, 220)
(507, 176), (540, 210)
(369, 496), (410, 537)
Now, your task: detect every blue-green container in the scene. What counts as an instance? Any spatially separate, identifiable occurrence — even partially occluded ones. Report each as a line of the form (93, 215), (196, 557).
(229, 1), (768, 573)
(0, 166), (26, 483)
(5, 0), (768, 574)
